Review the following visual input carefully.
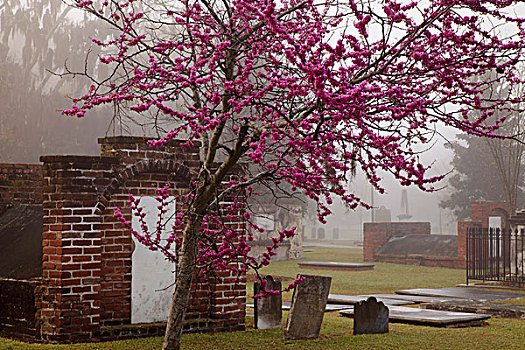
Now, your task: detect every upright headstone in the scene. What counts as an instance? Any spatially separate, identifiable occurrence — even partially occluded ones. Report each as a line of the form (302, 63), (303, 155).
(317, 227), (325, 240)
(333, 227), (340, 240)
(284, 274), (332, 340)
(254, 276), (282, 329)
(353, 297), (389, 335)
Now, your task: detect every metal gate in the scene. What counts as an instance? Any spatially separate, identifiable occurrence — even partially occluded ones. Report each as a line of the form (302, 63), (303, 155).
(467, 226), (525, 286)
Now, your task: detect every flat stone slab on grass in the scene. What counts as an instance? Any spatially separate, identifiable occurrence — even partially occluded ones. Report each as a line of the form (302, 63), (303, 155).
(328, 294), (414, 306)
(298, 261), (374, 271)
(363, 293), (459, 304)
(396, 287), (524, 301)
(247, 302), (351, 312)
(422, 300), (525, 319)
(340, 306), (490, 327)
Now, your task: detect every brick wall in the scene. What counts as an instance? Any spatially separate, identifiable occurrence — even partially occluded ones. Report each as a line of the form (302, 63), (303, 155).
(0, 278), (41, 342)
(0, 163), (43, 209)
(36, 136), (245, 343)
(363, 222), (431, 261)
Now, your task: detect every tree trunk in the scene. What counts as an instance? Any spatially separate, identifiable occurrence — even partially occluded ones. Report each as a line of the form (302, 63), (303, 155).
(162, 213), (202, 350)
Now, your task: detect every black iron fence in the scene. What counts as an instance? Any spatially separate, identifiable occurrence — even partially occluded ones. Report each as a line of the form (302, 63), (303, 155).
(467, 226), (525, 286)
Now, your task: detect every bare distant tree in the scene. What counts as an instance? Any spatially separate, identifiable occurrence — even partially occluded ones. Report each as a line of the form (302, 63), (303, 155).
(485, 80), (525, 213)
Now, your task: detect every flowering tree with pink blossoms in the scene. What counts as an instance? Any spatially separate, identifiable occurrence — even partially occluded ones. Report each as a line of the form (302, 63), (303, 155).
(66, 0), (525, 348)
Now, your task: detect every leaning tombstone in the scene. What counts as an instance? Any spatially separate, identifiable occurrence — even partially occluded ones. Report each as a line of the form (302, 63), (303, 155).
(254, 276), (282, 329)
(353, 296), (389, 335)
(284, 274), (332, 340)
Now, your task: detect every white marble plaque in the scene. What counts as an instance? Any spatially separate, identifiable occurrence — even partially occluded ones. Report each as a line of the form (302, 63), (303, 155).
(131, 196), (176, 324)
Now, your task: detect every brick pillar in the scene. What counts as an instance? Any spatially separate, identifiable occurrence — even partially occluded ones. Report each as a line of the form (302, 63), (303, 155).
(457, 221), (481, 269)
(209, 270), (246, 332)
(209, 205), (246, 332)
(40, 156), (117, 343)
(363, 223), (390, 261)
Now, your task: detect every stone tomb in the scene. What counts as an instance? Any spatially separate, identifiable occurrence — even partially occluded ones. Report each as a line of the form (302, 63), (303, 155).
(284, 274), (332, 340)
(341, 306), (490, 327)
(254, 276), (282, 329)
(422, 299), (525, 319)
(353, 297), (389, 335)
(395, 287), (524, 301)
(328, 294), (413, 306)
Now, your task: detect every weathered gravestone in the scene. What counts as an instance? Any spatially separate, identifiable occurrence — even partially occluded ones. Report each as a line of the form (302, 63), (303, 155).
(333, 227), (340, 240)
(353, 297), (389, 335)
(284, 274), (332, 340)
(317, 228), (325, 240)
(254, 276), (282, 329)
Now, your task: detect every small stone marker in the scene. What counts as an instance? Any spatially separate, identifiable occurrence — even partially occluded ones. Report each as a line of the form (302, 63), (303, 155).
(353, 297), (389, 335)
(254, 276), (282, 329)
(333, 227), (339, 240)
(284, 274), (332, 340)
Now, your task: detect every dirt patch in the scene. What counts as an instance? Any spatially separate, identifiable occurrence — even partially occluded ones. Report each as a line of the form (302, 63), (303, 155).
(0, 204), (42, 279)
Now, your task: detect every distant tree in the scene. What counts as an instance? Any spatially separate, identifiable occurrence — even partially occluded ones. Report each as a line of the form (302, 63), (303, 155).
(484, 82), (525, 214)
(67, 1), (525, 349)
(0, 0), (110, 162)
(441, 78), (525, 220)
(441, 135), (509, 220)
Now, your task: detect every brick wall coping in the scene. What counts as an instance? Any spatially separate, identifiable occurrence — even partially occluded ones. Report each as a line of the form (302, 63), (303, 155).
(0, 163), (41, 168)
(39, 155), (120, 163)
(98, 136), (202, 147)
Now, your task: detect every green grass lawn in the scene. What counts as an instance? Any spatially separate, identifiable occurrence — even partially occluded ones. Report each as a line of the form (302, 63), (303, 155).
(2, 247), (524, 350)
(247, 246), (465, 301)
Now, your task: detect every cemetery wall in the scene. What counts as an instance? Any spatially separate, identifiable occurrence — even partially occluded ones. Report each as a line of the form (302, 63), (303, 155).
(0, 278), (41, 342)
(0, 137), (246, 344)
(0, 163), (43, 208)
